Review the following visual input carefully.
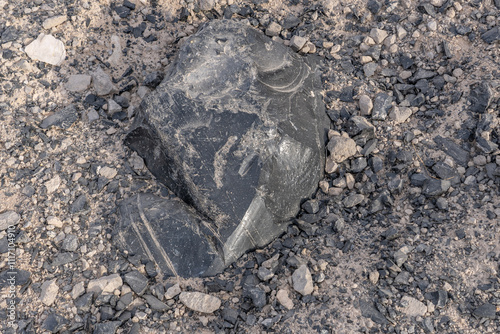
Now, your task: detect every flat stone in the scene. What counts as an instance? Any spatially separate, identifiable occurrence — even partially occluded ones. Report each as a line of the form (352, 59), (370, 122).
(65, 74), (92, 92)
(370, 28), (388, 44)
(71, 281), (86, 299)
(40, 279), (59, 306)
(165, 283), (181, 299)
(473, 303), (496, 319)
(179, 291), (221, 313)
(359, 300), (388, 325)
(45, 175), (61, 194)
(265, 22), (282, 37)
(93, 321), (121, 334)
(343, 194), (364, 208)
(345, 116), (375, 138)
(372, 93), (393, 120)
(425, 290), (448, 308)
(276, 289), (294, 310)
(369, 271), (379, 284)
(327, 135), (357, 163)
(99, 166), (117, 179)
(481, 27), (499, 44)
(292, 264), (313, 296)
(257, 267), (274, 281)
(40, 104), (78, 129)
(422, 179), (450, 197)
(433, 136), (469, 167)
(143, 294), (169, 311)
(46, 216), (63, 228)
(25, 33), (66, 65)
(92, 67), (117, 96)
(469, 82), (492, 113)
(389, 106), (412, 123)
(282, 14), (300, 29)
(42, 15), (67, 30)
(87, 274), (123, 295)
(0, 211), (20, 231)
(62, 234), (79, 252)
(70, 195), (88, 214)
(118, 20), (328, 277)
(42, 313), (68, 333)
(290, 35), (307, 51)
(124, 270), (148, 295)
(411, 69), (437, 82)
(363, 62), (378, 77)
(198, 0), (215, 11)
(107, 99), (122, 115)
(359, 95), (373, 115)
(400, 296), (427, 317)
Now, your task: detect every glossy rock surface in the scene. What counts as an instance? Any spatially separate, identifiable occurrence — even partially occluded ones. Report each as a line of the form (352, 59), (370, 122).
(116, 20), (328, 277)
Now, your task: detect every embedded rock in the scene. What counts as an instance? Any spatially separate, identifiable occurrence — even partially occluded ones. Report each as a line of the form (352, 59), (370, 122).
(25, 33), (66, 66)
(117, 20), (328, 277)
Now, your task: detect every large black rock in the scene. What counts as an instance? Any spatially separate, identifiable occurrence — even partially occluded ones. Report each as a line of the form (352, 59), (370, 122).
(116, 20), (329, 277)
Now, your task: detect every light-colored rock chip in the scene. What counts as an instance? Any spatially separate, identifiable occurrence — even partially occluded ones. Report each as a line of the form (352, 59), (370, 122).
(42, 15), (67, 30)
(0, 211), (20, 231)
(370, 28), (388, 44)
(25, 34), (66, 66)
(40, 279), (59, 306)
(87, 274), (123, 295)
(165, 283), (181, 300)
(400, 296), (427, 317)
(389, 106), (412, 123)
(276, 289), (294, 310)
(179, 292), (221, 313)
(46, 216), (63, 228)
(359, 95), (373, 115)
(65, 74), (92, 92)
(327, 136), (357, 163)
(99, 166), (117, 179)
(45, 175), (61, 194)
(92, 67), (117, 96)
(292, 264), (313, 296)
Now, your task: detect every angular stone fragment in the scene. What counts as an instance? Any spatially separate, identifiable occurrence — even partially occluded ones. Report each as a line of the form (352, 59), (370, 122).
(434, 136), (469, 167)
(292, 264), (313, 296)
(372, 93), (393, 120)
(25, 33), (66, 65)
(469, 82), (492, 113)
(359, 300), (388, 325)
(0, 211), (20, 231)
(290, 35), (307, 51)
(389, 106), (412, 123)
(65, 74), (92, 92)
(40, 279), (59, 306)
(481, 27), (499, 44)
(124, 270), (148, 295)
(92, 67), (117, 96)
(40, 105), (78, 129)
(179, 291), (221, 313)
(87, 274), (123, 295)
(359, 95), (373, 115)
(276, 289), (294, 310)
(42, 15), (67, 30)
(327, 135), (357, 163)
(117, 20), (328, 277)
(165, 284), (181, 300)
(399, 296), (427, 317)
(473, 303), (496, 319)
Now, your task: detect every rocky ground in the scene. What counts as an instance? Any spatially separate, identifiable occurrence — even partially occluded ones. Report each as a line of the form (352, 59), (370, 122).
(1, 0), (499, 333)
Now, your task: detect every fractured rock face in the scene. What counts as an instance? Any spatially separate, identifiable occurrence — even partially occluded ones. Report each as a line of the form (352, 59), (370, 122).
(116, 20), (329, 277)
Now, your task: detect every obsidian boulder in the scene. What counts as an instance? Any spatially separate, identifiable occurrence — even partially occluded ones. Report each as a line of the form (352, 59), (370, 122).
(116, 20), (329, 277)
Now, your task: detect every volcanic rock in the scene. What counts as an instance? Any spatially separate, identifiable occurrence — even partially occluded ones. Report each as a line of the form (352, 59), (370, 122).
(117, 20), (328, 277)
